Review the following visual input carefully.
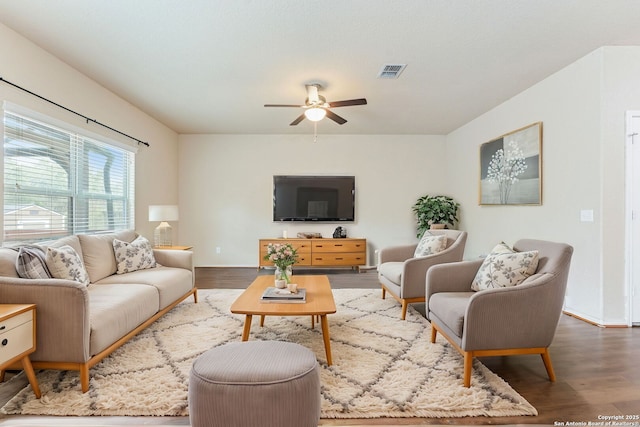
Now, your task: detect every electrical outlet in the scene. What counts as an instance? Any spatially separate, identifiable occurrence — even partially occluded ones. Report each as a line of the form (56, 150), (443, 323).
(216, 247), (221, 254)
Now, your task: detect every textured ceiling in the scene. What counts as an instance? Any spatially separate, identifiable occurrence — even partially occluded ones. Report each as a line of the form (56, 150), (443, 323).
(1, 0), (640, 135)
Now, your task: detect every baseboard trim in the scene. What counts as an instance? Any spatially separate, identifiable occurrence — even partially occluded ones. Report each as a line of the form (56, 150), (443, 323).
(562, 311), (630, 328)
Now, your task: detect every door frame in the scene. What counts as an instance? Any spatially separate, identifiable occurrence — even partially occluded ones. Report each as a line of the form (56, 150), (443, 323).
(625, 110), (640, 326)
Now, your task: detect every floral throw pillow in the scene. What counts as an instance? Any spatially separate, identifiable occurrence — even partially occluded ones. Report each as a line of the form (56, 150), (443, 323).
(45, 245), (90, 285)
(113, 235), (157, 274)
(413, 233), (447, 257)
(471, 242), (539, 291)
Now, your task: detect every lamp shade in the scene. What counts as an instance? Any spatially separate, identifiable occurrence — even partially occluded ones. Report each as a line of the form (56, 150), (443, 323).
(148, 205), (179, 222)
(304, 107), (326, 122)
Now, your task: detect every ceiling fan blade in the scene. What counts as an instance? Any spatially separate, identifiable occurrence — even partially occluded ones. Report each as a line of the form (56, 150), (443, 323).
(290, 114), (306, 126)
(328, 98), (367, 108)
(264, 104), (305, 108)
(325, 109), (347, 125)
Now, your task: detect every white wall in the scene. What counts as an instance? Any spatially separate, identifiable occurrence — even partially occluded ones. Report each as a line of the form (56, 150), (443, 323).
(446, 47), (640, 326)
(0, 23), (180, 241)
(178, 133), (446, 266)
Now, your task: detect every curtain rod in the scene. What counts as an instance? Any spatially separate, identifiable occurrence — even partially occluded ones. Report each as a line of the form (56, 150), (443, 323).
(0, 77), (150, 147)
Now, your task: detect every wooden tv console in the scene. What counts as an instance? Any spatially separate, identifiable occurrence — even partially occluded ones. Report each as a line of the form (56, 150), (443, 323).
(259, 238), (367, 269)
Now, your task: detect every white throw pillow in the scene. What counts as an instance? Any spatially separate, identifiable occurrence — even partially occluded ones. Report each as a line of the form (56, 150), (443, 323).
(471, 242), (539, 291)
(113, 235), (157, 274)
(45, 245), (90, 285)
(414, 233), (447, 257)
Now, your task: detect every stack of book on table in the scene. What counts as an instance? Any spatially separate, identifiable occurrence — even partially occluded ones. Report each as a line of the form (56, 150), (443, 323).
(261, 287), (306, 303)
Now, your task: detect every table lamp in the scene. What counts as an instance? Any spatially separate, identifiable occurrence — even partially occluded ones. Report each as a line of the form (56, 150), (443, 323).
(148, 205), (179, 247)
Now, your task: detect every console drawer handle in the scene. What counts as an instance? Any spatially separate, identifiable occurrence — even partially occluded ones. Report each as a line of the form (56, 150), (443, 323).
(2, 338), (8, 346)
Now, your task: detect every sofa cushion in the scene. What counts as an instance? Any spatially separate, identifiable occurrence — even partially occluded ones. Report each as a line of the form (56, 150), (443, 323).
(414, 233), (447, 257)
(429, 292), (474, 338)
(471, 243), (539, 291)
(113, 235), (157, 274)
(378, 261), (404, 285)
(79, 230), (137, 283)
(16, 245), (52, 279)
(45, 245), (90, 285)
(95, 266), (192, 310)
(43, 235), (84, 260)
(88, 283), (160, 355)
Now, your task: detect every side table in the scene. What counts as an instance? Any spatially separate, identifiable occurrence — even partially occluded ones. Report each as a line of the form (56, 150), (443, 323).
(0, 304), (41, 398)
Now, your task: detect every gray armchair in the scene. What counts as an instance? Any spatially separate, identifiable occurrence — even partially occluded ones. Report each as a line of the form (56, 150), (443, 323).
(378, 229), (467, 319)
(426, 239), (573, 387)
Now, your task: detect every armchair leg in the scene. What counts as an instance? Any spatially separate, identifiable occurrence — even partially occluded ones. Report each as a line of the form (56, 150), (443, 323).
(430, 322), (473, 387)
(430, 326), (437, 343)
(463, 352), (473, 388)
(80, 365), (90, 393)
(380, 284), (424, 320)
(541, 348), (556, 382)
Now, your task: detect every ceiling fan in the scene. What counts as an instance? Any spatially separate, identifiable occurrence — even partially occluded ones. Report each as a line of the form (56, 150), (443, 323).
(264, 84), (367, 126)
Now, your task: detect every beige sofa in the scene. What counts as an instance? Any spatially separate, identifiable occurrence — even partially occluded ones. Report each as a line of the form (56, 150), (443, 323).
(0, 230), (197, 393)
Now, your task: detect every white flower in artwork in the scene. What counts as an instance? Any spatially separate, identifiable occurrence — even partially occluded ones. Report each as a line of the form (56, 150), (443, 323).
(486, 140), (527, 204)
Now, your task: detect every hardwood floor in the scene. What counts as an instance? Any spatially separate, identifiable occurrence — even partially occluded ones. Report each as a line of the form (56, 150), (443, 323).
(1, 266), (638, 426)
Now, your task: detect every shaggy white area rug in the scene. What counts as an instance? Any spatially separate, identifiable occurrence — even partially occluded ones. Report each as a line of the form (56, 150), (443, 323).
(1, 288), (537, 418)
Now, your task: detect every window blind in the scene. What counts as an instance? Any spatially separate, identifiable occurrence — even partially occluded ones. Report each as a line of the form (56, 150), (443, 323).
(3, 109), (135, 243)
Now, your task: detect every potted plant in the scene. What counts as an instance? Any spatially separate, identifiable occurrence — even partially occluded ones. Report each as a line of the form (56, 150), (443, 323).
(412, 195), (460, 238)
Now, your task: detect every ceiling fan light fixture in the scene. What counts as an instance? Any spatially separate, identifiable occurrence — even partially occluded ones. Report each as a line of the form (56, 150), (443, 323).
(304, 107), (326, 122)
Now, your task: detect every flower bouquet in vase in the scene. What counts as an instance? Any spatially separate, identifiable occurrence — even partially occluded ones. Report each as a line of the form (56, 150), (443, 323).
(264, 243), (298, 287)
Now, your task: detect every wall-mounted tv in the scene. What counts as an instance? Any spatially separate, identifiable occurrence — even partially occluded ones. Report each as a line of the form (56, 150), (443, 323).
(273, 175), (355, 222)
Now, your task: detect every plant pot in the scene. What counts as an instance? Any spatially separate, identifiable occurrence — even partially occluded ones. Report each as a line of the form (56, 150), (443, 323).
(430, 223), (446, 230)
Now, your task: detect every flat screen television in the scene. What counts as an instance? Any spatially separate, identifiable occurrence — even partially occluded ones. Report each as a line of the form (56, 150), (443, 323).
(273, 175), (355, 222)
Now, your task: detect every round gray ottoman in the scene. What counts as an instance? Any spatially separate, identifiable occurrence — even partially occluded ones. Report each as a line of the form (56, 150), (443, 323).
(188, 340), (321, 427)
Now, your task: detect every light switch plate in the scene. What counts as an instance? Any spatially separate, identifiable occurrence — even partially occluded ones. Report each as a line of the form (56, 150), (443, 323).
(580, 209), (594, 222)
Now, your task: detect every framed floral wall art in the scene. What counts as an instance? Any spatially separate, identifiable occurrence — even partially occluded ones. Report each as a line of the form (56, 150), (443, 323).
(479, 122), (542, 205)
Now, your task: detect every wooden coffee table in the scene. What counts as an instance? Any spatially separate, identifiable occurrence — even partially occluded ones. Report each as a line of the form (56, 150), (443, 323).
(230, 275), (336, 365)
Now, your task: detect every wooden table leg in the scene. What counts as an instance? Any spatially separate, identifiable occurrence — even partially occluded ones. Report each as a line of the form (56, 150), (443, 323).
(260, 315), (265, 327)
(241, 315), (253, 341)
(320, 315), (333, 366)
(20, 357), (41, 398)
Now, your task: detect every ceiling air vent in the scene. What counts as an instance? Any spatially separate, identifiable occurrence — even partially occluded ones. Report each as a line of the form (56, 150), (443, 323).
(377, 64), (406, 79)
